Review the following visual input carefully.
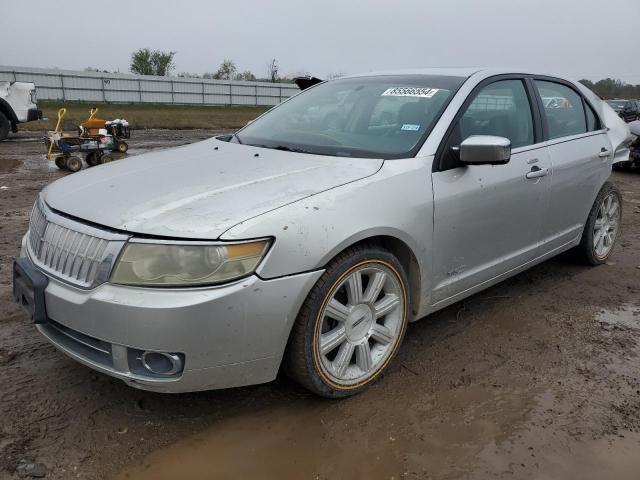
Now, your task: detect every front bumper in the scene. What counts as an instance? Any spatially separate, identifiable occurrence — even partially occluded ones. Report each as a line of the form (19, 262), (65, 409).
(17, 253), (323, 393)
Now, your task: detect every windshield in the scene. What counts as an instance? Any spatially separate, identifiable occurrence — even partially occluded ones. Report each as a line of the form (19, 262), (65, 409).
(606, 100), (627, 110)
(236, 75), (465, 159)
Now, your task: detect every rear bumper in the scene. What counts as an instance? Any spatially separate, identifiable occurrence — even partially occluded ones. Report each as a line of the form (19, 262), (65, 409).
(19, 247), (323, 392)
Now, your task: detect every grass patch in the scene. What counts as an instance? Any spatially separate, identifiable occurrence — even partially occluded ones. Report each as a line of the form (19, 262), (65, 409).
(21, 102), (271, 132)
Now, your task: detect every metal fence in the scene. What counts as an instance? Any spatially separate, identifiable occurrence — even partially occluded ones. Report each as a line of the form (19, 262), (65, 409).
(0, 65), (300, 106)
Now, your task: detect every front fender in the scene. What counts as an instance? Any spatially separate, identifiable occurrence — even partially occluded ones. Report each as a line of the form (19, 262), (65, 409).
(221, 156), (435, 317)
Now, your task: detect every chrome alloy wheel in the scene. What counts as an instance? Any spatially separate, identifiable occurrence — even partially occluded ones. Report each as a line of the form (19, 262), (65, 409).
(315, 263), (405, 386)
(593, 193), (620, 259)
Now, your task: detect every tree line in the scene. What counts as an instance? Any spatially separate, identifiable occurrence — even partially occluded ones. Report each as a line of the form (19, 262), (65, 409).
(122, 49), (640, 97)
(128, 49), (288, 82)
(579, 78), (640, 100)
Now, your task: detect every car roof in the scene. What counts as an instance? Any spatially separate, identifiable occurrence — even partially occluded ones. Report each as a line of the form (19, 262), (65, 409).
(340, 67), (579, 82)
(342, 67), (484, 78)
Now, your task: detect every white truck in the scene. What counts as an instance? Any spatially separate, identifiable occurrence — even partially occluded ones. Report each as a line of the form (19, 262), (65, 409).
(0, 81), (42, 141)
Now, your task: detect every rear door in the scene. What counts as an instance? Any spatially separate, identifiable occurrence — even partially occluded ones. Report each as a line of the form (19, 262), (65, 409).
(532, 79), (612, 252)
(430, 77), (551, 304)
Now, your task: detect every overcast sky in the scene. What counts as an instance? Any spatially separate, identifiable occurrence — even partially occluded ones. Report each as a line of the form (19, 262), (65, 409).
(1, 0), (638, 83)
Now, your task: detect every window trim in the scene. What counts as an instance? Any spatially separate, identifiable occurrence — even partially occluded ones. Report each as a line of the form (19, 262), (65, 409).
(433, 74), (542, 172)
(583, 99), (600, 132)
(530, 75), (604, 142)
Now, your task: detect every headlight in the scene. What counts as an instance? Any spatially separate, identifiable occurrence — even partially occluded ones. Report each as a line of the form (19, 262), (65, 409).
(110, 240), (270, 287)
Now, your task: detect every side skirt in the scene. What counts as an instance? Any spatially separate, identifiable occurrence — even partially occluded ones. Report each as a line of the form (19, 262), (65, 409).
(420, 236), (580, 318)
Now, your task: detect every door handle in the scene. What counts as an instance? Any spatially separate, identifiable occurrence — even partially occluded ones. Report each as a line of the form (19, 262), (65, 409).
(525, 166), (550, 179)
(598, 148), (611, 158)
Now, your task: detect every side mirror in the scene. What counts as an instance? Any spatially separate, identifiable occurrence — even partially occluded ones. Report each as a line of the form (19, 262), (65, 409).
(459, 135), (511, 165)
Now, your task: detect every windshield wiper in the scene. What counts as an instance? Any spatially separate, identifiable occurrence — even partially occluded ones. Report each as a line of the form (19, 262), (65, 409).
(250, 144), (313, 154)
(272, 145), (312, 153)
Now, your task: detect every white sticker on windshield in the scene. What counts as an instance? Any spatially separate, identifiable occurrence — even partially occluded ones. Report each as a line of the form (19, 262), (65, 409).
(382, 87), (439, 98)
(401, 124), (420, 131)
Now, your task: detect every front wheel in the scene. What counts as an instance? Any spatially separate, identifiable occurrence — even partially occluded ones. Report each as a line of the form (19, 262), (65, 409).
(578, 182), (622, 265)
(66, 155), (83, 172)
(285, 245), (409, 398)
(116, 140), (128, 153)
(0, 111), (9, 142)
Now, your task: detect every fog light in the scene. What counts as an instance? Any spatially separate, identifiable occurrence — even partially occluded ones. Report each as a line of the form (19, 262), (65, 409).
(141, 351), (183, 376)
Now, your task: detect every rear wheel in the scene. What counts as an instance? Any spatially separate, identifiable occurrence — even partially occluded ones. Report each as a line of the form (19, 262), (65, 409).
(0, 112), (10, 141)
(85, 152), (100, 167)
(54, 156), (67, 170)
(285, 245), (409, 397)
(100, 154), (114, 164)
(578, 182), (622, 265)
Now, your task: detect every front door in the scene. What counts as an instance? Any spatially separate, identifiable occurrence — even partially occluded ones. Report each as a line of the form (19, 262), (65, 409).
(431, 78), (550, 304)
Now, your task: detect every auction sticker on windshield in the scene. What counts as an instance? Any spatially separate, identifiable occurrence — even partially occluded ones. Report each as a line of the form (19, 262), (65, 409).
(382, 87), (440, 98)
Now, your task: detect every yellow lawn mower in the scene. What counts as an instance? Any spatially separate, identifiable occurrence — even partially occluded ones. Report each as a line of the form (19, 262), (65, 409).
(46, 108), (122, 172)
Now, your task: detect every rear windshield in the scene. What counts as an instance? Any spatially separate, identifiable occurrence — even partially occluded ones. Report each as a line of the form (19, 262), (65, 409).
(236, 75), (466, 159)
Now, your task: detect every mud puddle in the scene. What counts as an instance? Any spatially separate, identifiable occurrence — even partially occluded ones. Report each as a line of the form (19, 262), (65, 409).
(116, 381), (538, 480)
(531, 433), (640, 480)
(0, 158), (21, 174)
(598, 304), (640, 329)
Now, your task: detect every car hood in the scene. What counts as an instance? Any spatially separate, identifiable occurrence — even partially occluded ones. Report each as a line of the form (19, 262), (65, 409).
(43, 138), (383, 239)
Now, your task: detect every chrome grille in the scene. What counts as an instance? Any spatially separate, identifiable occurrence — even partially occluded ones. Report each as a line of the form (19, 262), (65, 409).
(27, 198), (129, 288)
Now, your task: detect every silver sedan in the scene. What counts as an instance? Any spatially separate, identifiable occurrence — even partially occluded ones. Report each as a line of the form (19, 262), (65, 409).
(13, 68), (629, 397)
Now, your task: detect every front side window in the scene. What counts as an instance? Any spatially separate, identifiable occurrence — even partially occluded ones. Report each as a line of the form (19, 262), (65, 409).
(439, 79), (534, 171)
(460, 79), (534, 149)
(535, 80), (587, 139)
(236, 75), (465, 159)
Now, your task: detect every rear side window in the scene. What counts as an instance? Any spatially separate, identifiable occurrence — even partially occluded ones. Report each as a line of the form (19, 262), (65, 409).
(535, 80), (587, 139)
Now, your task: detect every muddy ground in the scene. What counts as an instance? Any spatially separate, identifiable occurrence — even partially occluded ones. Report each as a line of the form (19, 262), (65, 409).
(1, 130), (639, 480)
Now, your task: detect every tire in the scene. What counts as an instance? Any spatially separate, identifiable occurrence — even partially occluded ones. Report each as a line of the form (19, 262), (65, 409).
(285, 244), (409, 398)
(100, 154), (114, 164)
(66, 155), (82, 173)
(85, 152), (100, 167)
(0, 111), (10, 142)
(116, 140), (128, 153)
(54, 156), (67, 170)
(577, 182), (622, 265)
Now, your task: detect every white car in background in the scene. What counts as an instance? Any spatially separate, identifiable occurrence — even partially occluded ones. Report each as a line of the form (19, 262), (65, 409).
(0, 81), (42, 141)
